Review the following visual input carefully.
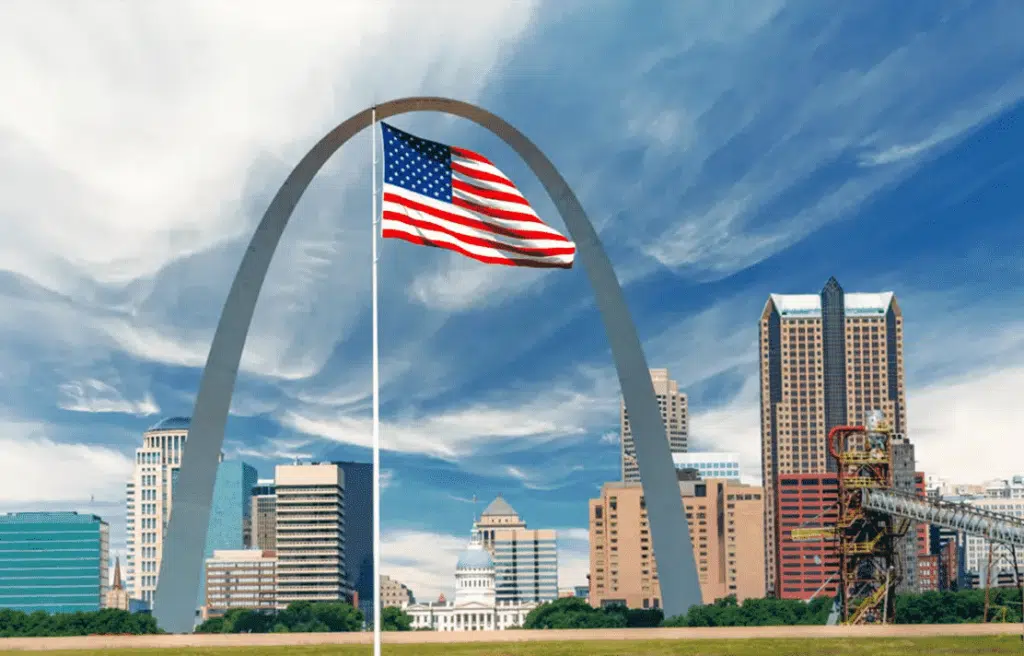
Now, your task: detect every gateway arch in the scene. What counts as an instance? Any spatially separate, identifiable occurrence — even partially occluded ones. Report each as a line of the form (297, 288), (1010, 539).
(153, 97), (702, 633)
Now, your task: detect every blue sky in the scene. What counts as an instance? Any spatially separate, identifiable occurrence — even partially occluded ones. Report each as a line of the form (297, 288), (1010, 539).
(2, 0), (1024, 600)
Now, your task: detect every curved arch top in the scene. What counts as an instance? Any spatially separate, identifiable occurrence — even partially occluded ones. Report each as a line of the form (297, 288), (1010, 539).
(153, 97), (702, 633)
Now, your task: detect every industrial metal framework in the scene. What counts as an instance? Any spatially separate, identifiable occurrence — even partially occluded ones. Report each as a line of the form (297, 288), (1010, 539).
(791, 410), (1024, 625)
(863, 489), (1024, 547)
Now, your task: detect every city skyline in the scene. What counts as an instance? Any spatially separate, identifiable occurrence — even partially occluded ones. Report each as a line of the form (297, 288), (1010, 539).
(2, 2), (1024, 604)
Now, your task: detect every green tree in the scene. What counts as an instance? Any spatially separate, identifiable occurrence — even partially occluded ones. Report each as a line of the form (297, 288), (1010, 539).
(381, 606), (413, 631)
(310, 602), (363, 632)
(523, 597), (626, 629)
(194, 616), (225, 634)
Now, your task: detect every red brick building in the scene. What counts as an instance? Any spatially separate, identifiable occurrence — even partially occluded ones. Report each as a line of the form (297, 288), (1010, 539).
(918, 554), (939, 592)
(775, 473), (839, 600)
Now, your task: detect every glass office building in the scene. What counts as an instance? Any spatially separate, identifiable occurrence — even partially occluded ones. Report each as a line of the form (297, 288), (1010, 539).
(0, 512), (109, 613)
(671, 452), (741, 481)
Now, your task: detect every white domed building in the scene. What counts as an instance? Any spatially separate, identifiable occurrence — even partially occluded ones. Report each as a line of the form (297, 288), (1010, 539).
(406, 529), (539, 631)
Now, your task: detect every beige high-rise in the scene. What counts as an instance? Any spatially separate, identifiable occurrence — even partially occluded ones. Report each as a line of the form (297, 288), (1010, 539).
(621, 368), (688, 482)
(588, 477), (765, 609)
(204, 549), (277, 618)
(274, 463), (346, 608)
(759, 277), (906, 596)
(380, 574), (414, 608)
(125, 417), (210, 605)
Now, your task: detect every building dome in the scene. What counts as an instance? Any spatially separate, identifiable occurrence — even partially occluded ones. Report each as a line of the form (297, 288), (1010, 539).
(456, 543), (493, 571)
(147, 416), (191, 432)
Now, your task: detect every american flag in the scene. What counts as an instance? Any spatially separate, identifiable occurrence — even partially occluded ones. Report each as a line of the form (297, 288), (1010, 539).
(380, 122), (576, 268)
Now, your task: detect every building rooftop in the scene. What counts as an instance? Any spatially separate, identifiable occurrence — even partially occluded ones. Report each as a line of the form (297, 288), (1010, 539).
(147, 416), (191, 432)
(0, 511), (105, 524)
(481, 495), (518, 517)
(769, 292), (894, 318)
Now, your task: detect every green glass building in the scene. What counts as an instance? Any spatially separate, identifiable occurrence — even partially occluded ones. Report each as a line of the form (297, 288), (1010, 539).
(0, 512), (109, 613)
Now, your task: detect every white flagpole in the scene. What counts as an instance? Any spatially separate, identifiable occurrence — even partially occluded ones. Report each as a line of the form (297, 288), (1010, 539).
(370, 106), (382, 656)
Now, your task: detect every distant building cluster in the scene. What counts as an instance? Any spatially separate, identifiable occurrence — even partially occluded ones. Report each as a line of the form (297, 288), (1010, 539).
(1, 276), (1019, 625)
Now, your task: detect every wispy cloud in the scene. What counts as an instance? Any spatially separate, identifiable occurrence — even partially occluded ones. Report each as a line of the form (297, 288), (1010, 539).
(280, 369), (619, 459)
(58, 379), (159, 416)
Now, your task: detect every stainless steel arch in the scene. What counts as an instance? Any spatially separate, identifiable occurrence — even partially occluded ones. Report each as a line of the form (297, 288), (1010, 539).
(153, 97), (702, 633)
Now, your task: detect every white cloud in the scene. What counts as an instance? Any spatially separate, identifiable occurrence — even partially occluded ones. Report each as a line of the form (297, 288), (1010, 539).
(557, 527), (591, 590)
(280, 370), (619, 459)
(910, 365), (1024, 484)
(502, 463), (585, 491)
(381, 529), (467, 601)
(0, 0), (542, 394)
(409, 259), (551, 313)
(0, 421), (133, 503)
(58, 378), (159, 416)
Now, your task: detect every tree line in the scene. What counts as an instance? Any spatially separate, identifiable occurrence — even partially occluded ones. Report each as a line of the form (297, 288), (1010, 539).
(0, 608), (161, 637)
(522, 588), (1024, 629)
(1, 589), (1020, 636)
(194, 601), (415, 633)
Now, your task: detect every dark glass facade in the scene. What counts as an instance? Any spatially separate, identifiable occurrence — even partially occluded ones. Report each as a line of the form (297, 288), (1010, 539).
(331, 461), (373, 616)
(0, 512), (108, 613)
(820, 276), (848, 473)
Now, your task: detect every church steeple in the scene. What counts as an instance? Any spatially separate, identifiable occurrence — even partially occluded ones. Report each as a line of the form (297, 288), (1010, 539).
(112, 556), (123, 590)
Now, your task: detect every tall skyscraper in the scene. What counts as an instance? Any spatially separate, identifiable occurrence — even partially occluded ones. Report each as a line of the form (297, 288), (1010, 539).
(0, 512), (109, 613)
(474, 496), (558, 604)
(759, 278), (907, 596)
(620, 368), (688, 483)
(124, 416), (256, 607)
(274, 463), (346, 607)
(331, 461), (373, 619)
(588, 474), (765, 608)
(250, 479), (277, 551)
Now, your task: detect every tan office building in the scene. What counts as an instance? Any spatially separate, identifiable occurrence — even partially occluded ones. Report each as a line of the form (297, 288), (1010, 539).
(274, 463), (346, 608)
(380, 574), (414, 608)
(759, 278), (906, 595)
(251, 480), (277, 552)
(588, 476), (765, 609)
(621, 368), (688, 482)
(204, 549), (277, 617)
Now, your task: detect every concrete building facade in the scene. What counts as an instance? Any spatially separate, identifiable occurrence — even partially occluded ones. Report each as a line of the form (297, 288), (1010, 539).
(759, 278), (907, 595)
(274, 463), (346, 607)
(621, 368), (688, 483)
(474, 496), (558, 604)
(204, 549), (277, 617)
(0, 512), (109, 613)
(380, 574), (414, 608)
(588, 476), (765, 609)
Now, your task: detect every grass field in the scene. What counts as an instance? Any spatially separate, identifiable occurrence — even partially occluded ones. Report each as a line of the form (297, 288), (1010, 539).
(2, 637), (1022, 656)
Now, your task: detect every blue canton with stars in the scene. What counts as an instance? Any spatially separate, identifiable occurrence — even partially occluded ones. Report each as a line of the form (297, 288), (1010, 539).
(381, 122), (453, 203)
